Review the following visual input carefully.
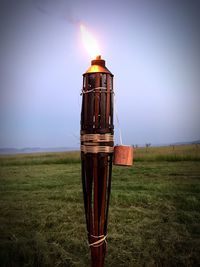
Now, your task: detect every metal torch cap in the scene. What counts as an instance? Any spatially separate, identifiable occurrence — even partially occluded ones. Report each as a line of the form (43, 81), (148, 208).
(84, 55), (113, 75)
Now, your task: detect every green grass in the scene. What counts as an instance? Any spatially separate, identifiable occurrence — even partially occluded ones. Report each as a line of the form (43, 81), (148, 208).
(0, 151), (80, 166)
(0, 146), (200, 266)
(134, 144), (200, 162)
(0, 144), (199, 167)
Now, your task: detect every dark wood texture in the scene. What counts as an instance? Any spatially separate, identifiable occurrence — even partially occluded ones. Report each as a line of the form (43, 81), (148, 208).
(81, 60), (114, 267)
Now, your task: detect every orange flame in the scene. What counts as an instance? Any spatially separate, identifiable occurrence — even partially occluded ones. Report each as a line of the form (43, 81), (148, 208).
(80, 24), (100, 59)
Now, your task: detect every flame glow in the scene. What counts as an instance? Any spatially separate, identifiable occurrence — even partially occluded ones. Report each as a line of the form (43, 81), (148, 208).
(80, 24), (100, 59)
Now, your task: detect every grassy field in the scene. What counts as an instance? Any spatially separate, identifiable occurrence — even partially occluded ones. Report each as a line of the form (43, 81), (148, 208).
(0, 145), (200, 266)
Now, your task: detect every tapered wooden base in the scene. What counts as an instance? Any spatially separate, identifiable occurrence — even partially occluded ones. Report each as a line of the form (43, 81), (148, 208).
(91, 243), (106, 267)
(81, 153), (112, 267)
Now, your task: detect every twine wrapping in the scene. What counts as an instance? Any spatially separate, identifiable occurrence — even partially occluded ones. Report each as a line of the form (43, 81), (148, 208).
(81, 145), (113, 154)
(81, 134), (114, 154)
(81, 87), (114, 95)
(89, 234), (107, 248)
(81, 133), (113, 142)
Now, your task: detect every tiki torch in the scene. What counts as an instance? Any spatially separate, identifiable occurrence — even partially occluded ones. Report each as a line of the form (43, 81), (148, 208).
(80, 54), (114, 267)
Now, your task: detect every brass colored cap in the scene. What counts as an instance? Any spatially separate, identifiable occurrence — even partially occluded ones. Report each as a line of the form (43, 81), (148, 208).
(91, 55), (105, 67)
(84, 55), (113, 75)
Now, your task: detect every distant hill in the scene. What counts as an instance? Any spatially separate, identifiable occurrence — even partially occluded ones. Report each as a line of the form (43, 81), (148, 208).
(0, 140), (199, 155)
(172, 140), (200, 146)
(132, 140), (200, 148)
(0, 147), (79, 155)
(191, 140), (200, 144)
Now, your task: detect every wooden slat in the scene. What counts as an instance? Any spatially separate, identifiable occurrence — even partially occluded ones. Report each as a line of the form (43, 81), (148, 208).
(104, 155), (113, 233)
(110, 77), (114, 129)
(94, 73), (100, 129)
(100, 74), (106, 129)
(100, 155), (108, 234)
(87, 75), (95, 131)
(83, 75), (88, 130)
(106, 74), (111, 127)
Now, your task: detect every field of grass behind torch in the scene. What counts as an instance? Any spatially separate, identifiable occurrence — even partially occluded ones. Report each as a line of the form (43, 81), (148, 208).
(0, 146), (200, 266)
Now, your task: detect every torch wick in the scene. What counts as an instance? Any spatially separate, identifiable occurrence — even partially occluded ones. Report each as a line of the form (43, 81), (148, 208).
(96, 55), (101, 60)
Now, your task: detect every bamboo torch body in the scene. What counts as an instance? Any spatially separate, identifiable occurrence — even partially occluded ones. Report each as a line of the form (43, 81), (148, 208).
(81, 56), (114, 267)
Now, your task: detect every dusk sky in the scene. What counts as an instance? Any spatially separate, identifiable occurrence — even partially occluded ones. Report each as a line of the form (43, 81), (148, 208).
(0, 0), (200, 148)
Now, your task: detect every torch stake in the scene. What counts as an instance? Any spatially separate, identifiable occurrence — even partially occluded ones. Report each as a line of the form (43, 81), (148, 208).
(81, 56), (114, 267)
